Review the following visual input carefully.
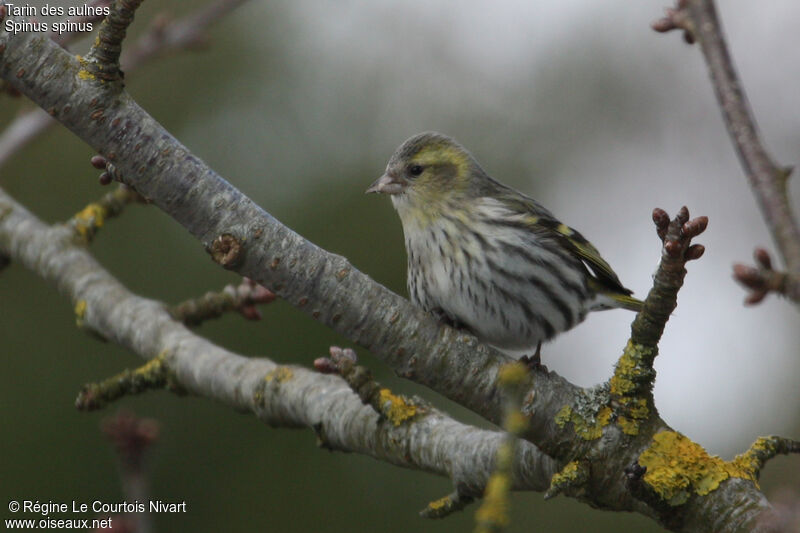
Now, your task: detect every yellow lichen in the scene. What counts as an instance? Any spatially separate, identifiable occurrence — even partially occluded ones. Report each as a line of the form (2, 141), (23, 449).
(378, 388), (418, 426)
(474, 473), (511, 529)
(730, 436), (775, 478)
(76, 55), (96, 81)
(546, 460), (590, 499)
(617, 416), (639, 436)
(264, 366), (293, 383)
(252, 389), (264, 407)
(497, 361), (528, 386)
(610, 340), (654, 397)
(555, 405), (573, 428)
(494, 441), (513, 466)
(608, 341), (656, 435)
(505, 411), (528, 435)
(137, 356), (165, 378)
(554, 404), (611, 441)
(592, 406), (613, 437)
(639, 431), (758, 506)
(617, 397), (650, 436)
(549, 460), (584, 492)
(74, 299), (87, 327)
(426, 495), (451, 512)
(627, 397), (650, 419)
(73, 203), (107, 239)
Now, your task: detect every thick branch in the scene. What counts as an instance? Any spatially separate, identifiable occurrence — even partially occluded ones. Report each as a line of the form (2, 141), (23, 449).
(0, 22), (580, 457)
(0, 185), (557, 498)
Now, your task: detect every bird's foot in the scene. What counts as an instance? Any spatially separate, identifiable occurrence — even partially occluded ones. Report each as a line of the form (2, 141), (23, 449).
(519, 343), (548, 373)
(430, 308), (468, 331)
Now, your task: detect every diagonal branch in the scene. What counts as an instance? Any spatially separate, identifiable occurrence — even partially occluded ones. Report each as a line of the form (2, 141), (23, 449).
(0, 15), (581, 456)
(0, 184), (558, 500)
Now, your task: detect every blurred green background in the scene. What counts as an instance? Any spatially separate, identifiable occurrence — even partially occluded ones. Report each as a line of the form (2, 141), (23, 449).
(2, 1), (799, 532)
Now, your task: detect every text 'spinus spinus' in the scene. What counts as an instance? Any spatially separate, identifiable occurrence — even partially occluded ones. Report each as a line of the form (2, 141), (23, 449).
(367, 132), (642, 356)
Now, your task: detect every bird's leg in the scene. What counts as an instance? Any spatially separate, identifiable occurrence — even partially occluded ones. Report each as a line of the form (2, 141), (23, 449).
(430, 307), (468, 331)
(520, 342), (548, 373)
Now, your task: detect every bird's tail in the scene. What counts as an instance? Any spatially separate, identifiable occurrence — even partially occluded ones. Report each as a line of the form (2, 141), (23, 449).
(587, 279), (644, 312)
(605, 292), (644, 312)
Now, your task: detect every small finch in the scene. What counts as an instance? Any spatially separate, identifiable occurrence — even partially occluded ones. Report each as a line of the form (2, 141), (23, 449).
(367, 132), (642, 356)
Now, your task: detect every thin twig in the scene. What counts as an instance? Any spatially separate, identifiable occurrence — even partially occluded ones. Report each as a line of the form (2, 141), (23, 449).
(84, 0), (146, 83)
(682, 0), (800, 294)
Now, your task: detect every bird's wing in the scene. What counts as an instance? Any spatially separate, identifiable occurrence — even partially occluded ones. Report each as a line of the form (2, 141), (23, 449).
(552, 223), (631, 295)
(498, 193), (633, 295)
(483, 185), (636, 295)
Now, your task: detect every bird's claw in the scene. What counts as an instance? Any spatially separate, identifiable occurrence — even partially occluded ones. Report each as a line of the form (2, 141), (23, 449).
(519, 343), (548, 373)
(431, 308), (468, 331)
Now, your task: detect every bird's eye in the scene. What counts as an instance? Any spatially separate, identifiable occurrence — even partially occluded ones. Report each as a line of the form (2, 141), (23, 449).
(408, 164), (424, 177)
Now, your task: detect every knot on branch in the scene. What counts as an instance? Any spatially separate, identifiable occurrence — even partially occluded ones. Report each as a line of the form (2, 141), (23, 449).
(209, 233), (244, 268)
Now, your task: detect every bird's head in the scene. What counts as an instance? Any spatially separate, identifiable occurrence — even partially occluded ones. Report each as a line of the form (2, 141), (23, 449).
(366, 132), (483, 212)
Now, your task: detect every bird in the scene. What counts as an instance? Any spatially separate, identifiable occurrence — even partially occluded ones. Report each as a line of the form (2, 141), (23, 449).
(366, 132), (642, 359)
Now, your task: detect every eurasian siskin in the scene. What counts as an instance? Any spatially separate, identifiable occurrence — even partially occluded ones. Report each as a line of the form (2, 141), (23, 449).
(367, 131), (642, 355)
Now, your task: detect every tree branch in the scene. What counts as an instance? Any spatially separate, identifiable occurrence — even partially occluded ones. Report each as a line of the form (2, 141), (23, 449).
(0, 6), (794, 530)
(83, 0), (144, 83)
(656, 0), (800, 305)
(0, 13), (581, 454)
(0, 184), (558, 501)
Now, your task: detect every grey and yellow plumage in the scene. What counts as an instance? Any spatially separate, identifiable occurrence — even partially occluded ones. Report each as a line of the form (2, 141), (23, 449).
(367, 132), (641, 354)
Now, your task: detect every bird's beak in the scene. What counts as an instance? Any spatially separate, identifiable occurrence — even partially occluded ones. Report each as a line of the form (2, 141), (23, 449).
(366, 174), (405, 195)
